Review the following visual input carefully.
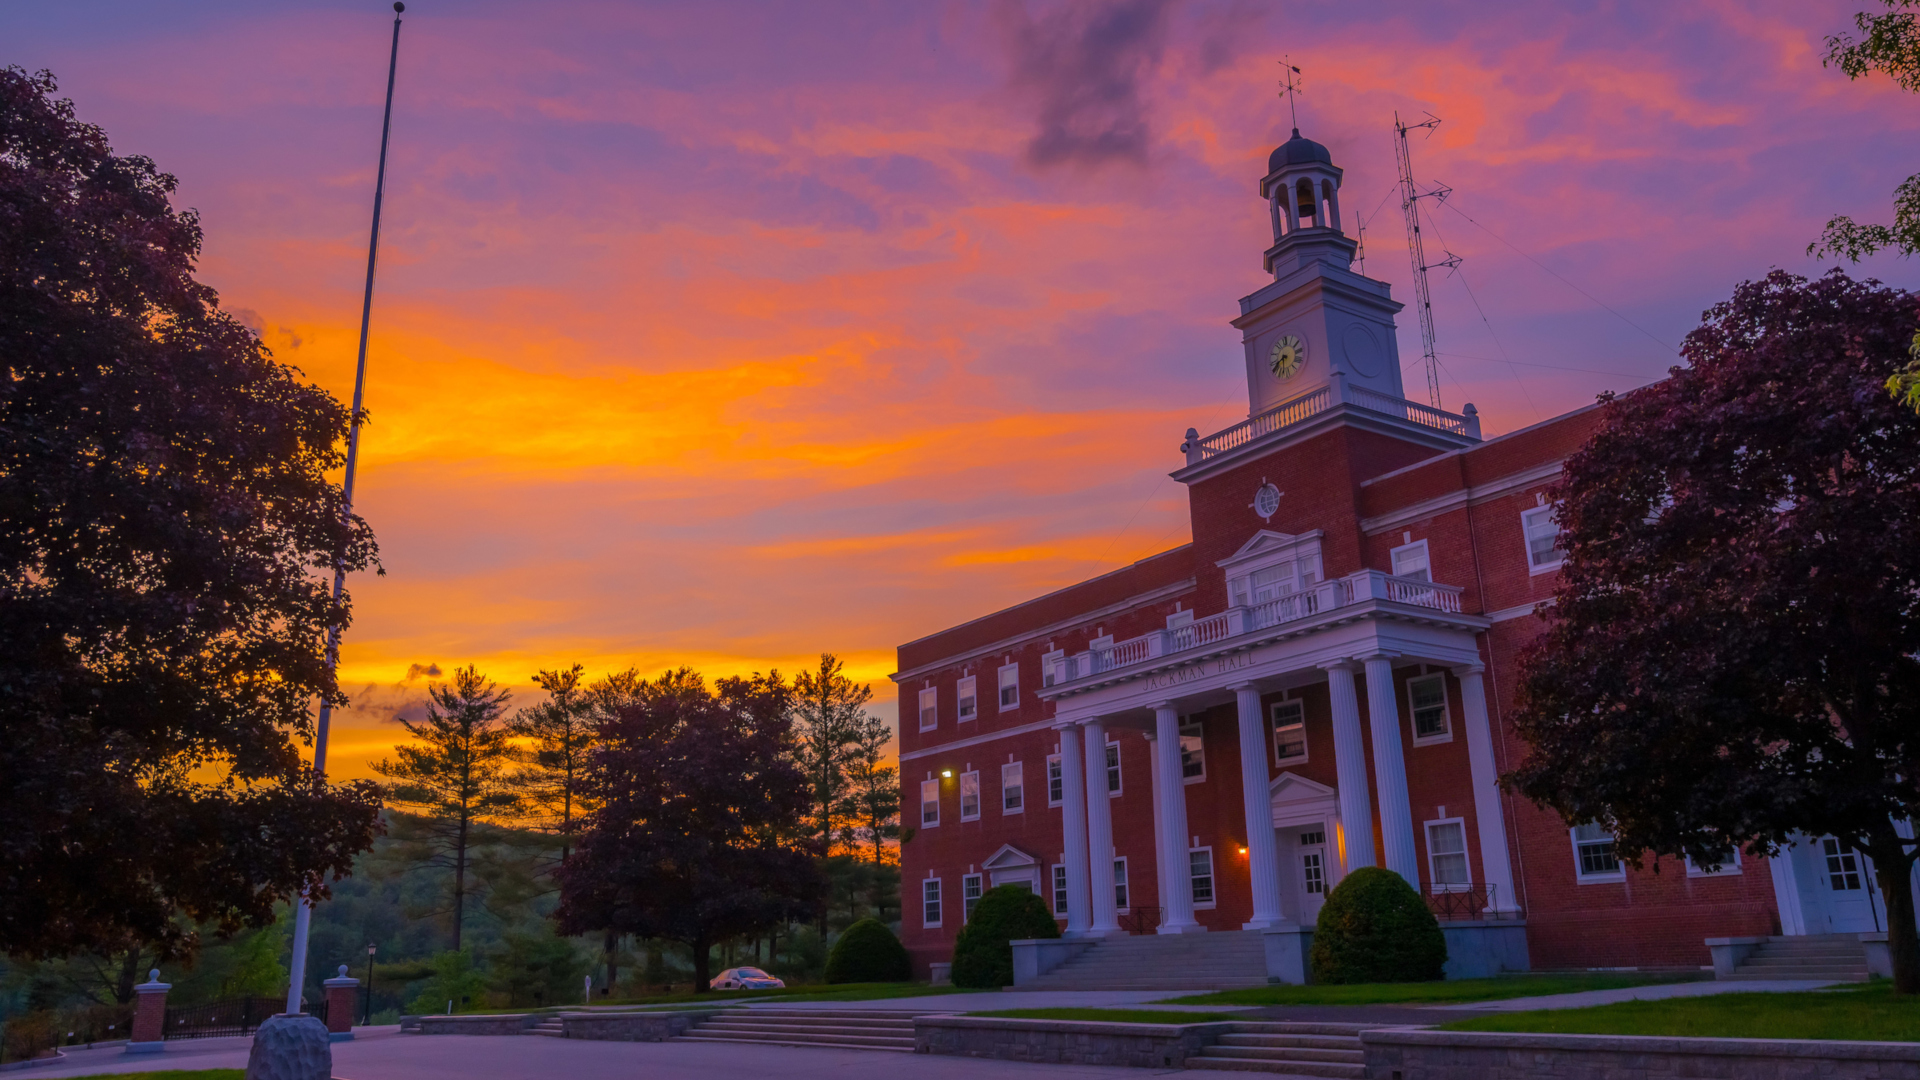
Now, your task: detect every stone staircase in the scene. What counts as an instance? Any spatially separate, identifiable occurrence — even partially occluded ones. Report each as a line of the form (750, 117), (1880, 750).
(528, 1015), (566, 1037)
(1019, 930), (1270, 990)
(1725, 934), (1870, 982)
(675, 1007), (918, 1051)
(1185, 1022), (1371, 1076)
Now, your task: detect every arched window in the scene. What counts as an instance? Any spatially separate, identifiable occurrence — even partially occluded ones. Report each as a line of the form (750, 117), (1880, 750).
(1320, 179), (1340, 232)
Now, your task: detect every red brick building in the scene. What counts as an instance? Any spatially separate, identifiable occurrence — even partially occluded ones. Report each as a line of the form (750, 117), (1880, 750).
(890, 130), (1884, 983)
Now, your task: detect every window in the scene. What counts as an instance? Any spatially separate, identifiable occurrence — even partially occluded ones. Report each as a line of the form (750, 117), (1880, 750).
(1179, 717), (1205, 781)
(922, 878), (942, 927)
(959, 771), (980, 821)
(962, 873), (983, 922)
(1407, 674), (1452, 743)
(1572, 822), (1623, 881)
(920, 779), (939, 827)
(1686, 846), (1742, 877)
(1042, 650), (1065, 688)
(918, 687), (938, 732)
(1271, 700), (1307, 764)
(956, 676), (977, 721)
(1105, 740), (1122, 795)
(1824, 838), (1864, 890)
(1051, 864), (1069, 916)
(1002, 762), (1024, 814)
(1302, 851), (1325, 895)
(1426, 819), (1470, 890)
(1228, 549), (1324, 609)
(1391, 539), (1431, 582)
(1189, 848), (1215, 908)
(1113, 857), (1130, 910)
(998, 664), (1020, 710)
(1523, 505), (1563, 572)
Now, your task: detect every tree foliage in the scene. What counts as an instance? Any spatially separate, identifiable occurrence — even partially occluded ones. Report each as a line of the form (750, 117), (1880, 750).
(1813, 2), (1920, 263)
(949, 885), (1058, 989)
(554, 668), (824, 992)
(840, 711), (901, 865)
(507, 663), (597, 860)
(0, 67), (382, 961)
(1308, 868), (1446, 984)
(1509, 270), (1920, 989)
(792, 654), (873, 853)
(374, 667), (520, 950)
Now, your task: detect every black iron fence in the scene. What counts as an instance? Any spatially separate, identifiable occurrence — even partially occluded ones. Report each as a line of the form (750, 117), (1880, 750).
(162, 996), (286, 1040)
(1117, 905), (1161, 934)
(1419, 883), (1516, 920)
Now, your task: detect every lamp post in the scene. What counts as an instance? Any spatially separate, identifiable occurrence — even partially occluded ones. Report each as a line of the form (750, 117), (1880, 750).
(363, 944), (377, 1026)
(284, 0), (406, 1017)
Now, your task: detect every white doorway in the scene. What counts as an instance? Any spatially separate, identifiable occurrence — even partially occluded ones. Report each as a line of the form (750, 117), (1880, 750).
(1269, 772), (1341, 926)
(1774, 833), (1889, 935)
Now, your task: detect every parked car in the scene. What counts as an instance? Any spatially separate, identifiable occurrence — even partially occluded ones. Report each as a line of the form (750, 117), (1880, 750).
(710, 966), (785, 990)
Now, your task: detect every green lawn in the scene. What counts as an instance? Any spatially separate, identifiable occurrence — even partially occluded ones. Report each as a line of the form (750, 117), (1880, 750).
(1442, 985), (1920, 1041)
(1159, 972), (1702, 1007)
(969, 1008), (1242, 1025)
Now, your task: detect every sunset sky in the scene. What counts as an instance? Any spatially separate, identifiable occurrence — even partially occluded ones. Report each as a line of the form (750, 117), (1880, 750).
(7, 0), (1916, 778)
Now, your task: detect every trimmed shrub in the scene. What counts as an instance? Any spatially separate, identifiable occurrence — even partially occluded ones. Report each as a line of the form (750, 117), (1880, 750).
(950, 885), (1060, 988)
(1309, 867), (1447, 984)
(824, 918), (911, 983)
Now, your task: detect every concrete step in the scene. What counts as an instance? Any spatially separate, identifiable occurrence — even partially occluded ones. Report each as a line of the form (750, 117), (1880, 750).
(1184, 1055), (1367, 1077)
(1723, 970), (1866, 981)
(682, 1030), (915, 1049)
(700, 1022), (917, 1038)
(1218, 1034), (1367, 1052)
(678, 1035), (914, 1053)
(1233, 1023), (1377, 1036)
(1206, 1045), (1362, 1064)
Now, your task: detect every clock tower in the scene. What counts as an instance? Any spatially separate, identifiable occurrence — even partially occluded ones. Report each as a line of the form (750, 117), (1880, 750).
(1233, 129), (1409, 416)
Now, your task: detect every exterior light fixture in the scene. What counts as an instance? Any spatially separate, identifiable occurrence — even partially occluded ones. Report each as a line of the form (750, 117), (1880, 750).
(941, 769), (953, 778)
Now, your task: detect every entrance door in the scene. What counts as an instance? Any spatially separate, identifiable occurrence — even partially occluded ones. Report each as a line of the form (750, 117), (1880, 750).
(1818, 837), (1885, 933)
(1295, 827), (1331, 923)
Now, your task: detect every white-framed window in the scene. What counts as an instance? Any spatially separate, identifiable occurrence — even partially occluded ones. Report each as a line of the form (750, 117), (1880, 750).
(1271, 699), (1307, 764)
(918, 686), (938, 732)
(1390, 538), (1432, 582)
(962, 873), (983, 922)
(1042, 649), (1065, 688)
(1299, 828), (1327, 894)
(1425, 818), (1470, 891)
(1002, 761), (1024, 814)
(1571, 822), (1624, 881)
(1105, 740), (1122, 796)
(1046, 754), (1064, 806)
(1179, 716), (1205, 782)
(1407, 673), (1452, 744)
(998, 663), (1020, 710)
(1685, 846), (1742, 877)
(1113, 856), (1130, 910)
(956, 676), (977, 721)
(1189, 847), (1216, 908)
(1051, 864), (1069, 916)
(920, 778), (940, 828)
(922, 877), (942, 927)
(1823, 838), (1865, 890)
(1523, 505), (1563, 573)
(959, 771), (980, 821)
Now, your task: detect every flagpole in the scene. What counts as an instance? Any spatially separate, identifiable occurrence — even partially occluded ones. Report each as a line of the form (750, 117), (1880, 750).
(286, 0), (405, 1016)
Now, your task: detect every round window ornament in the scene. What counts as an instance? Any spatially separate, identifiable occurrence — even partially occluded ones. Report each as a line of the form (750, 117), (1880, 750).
(1250, 480), (1283, 522)
(1269, 334), (1307, 380)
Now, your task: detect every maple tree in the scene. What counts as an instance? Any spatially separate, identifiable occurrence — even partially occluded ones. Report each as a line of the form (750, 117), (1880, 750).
(1510, 269), (1920, 989)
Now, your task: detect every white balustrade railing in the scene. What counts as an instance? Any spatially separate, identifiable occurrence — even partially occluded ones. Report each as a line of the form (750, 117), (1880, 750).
(1056, 569), (1469, 685)
(1183, 376), (1482, 465)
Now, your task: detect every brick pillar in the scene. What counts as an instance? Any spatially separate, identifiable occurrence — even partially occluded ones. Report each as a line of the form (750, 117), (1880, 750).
(323, 965), (359, 1040)
(125, 969), (169, 1053)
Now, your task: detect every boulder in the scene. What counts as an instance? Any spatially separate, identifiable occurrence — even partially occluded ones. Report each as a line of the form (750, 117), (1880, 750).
(245, 1013), (331, 1080)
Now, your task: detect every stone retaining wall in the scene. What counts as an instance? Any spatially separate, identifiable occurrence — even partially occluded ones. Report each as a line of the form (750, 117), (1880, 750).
(914, 1015), (1234, 1068)
(415, 1014), (537, 1036)
(1363, 1027), (1920, 1080)
(557, 1011), (720, 1041)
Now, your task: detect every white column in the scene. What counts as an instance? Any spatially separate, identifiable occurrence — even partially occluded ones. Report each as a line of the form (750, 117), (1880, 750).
(1323, 661), (1376, 872)
(1055, 723), (1093, 936)
(1151, 703), (1202, 933)
(1081, 717), (1121, 935)
(1362, 653), (1420, 886)
(1235, 684), (1289, 928)
(1454, 665), (1518, 914)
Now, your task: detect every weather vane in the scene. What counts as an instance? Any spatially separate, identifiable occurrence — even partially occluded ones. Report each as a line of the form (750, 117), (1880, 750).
(1277, 58), (1303, 129)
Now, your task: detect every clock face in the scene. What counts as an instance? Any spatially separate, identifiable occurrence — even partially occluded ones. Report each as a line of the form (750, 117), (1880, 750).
(1269, 334), (1306, 380)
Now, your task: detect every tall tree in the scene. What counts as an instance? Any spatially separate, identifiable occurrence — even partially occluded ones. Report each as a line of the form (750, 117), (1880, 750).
(792, 654), (872, 853)
(1508, 270), (1920, 990)
(555, 668), (824, 992)
(0, 67), (382, 962)
(508, 663), (596, 861)
(839, 712), (901, 867)
(1814, 0), (1920, 408)
(374, 667), (520, 950)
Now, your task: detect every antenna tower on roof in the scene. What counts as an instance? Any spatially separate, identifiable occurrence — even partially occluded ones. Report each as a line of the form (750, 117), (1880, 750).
(1394, 111), (1461, 409)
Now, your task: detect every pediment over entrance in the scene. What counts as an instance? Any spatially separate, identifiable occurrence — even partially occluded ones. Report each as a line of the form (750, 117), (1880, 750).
(982, 843), (1038, 871)
(1219, 528), (1326, 570)
(1269, 770), (1339, 829)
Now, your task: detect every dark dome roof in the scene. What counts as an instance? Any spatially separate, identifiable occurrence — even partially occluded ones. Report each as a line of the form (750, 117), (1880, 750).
(1268, 128), (1332, 173)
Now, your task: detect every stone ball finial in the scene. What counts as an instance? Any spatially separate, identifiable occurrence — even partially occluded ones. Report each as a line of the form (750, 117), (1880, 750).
(1463, 402), (1478, 416)
(338, 964), (349, 978)
(149, 968), (160, 981)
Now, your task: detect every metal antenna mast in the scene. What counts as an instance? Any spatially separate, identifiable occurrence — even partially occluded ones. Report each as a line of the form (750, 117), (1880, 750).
(285, 0), (405, 1017)
(1394, 112), (1459, 409)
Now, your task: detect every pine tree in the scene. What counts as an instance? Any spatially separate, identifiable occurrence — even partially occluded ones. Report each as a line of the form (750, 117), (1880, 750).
(839, 712), (900, 867)
(374, 667), (520, 950)
(508, 663), (597, 861)
(792, 654), (871, 854)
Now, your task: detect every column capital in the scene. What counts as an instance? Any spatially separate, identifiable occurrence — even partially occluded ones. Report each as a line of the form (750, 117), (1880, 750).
(1228, 681), (1259, 693)
(1318, 659), (1358, 673)
(1355, 650), (1401, 664)
(1147, 700), (1176, 711)
(1451, 663), (1487, 677)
